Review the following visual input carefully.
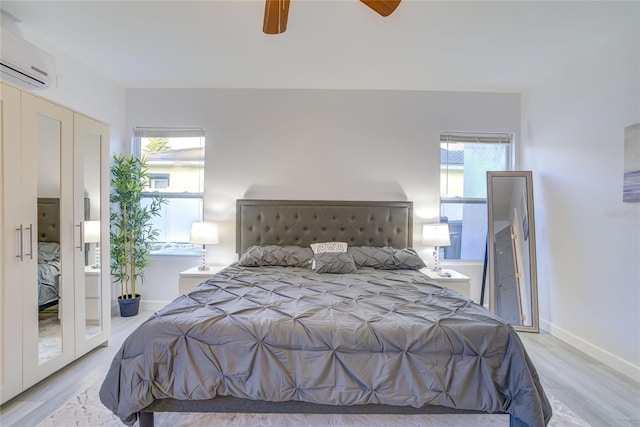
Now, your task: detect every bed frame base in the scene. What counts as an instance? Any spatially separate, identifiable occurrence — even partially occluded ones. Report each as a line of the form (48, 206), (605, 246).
(137, 397), (496, 427)
(139, 411), (154, 427)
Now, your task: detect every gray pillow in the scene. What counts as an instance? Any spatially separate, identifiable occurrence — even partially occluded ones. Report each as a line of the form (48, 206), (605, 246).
(313, 252), (357, 274)
(391, 247), (426, 270)
(347, 246), (395, 268)
(238, 245), (313, 267)
(347, 246), (426, 270)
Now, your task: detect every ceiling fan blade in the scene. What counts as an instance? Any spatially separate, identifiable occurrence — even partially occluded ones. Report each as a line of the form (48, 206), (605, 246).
(263, 0), (290, 34)
(360, 0), (401, 17)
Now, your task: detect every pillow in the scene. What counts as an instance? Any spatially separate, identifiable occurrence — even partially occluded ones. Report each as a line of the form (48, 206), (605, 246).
(310, 241), (348, 269)
(310, 241), (348, 254)
(347, 246), (426, 270)
(313, 252), (357, 274)
(391, 247), (426, 270)
(238, 245), (313, 267)
(347, 246), (395, 268)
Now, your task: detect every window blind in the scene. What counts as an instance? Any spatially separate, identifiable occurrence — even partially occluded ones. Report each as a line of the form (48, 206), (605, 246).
(134, 127), (204, 138)
(440, 132), (512, 144)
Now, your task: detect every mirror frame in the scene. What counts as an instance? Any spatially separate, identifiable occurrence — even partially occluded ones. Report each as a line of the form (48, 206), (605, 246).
(487, 171), (539, 332)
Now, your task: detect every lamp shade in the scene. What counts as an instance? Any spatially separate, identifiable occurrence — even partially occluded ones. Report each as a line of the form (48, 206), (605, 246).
(422, 223), (451, 247)
(84, 220), (101, 243)
(189, 221), (219, 245)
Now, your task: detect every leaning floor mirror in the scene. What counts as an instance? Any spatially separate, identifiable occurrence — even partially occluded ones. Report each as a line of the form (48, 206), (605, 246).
(487, 171), (539, 332)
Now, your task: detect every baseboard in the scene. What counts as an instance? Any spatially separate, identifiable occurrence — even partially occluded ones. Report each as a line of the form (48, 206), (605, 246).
(540, 318), (640, 382)
(140, 299), (171, 312)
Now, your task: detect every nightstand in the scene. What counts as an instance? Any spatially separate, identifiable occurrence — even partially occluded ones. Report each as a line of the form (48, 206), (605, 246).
(420, 268), (471, 298)
(178, 265), (226, 295)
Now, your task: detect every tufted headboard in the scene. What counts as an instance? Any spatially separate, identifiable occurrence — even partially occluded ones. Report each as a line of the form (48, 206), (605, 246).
(38, 198), (60, 243)
(236, 199), (413, 255)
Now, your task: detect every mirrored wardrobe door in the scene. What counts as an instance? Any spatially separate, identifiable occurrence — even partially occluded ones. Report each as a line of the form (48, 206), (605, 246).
(21, 93), (75, 389)
(74, 113), (110, 357)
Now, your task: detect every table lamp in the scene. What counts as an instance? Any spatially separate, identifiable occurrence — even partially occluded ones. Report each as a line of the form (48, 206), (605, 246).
(83, 220), (101, 269)
(422, 223), (451, 273)
(189, 221), (219, 271)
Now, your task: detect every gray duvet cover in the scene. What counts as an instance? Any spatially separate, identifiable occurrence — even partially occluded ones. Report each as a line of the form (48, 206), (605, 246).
(38, 242), (61, 307)
(100, 264), (551, 426)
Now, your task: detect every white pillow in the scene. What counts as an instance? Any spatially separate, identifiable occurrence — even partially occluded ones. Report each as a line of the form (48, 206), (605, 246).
(310, 241), (348, 254)
(310, 241), (348, 269)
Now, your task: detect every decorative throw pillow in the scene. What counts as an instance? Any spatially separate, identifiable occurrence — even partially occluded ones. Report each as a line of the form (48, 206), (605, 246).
(347, 246), (395, 269)
(391, 247), (426, 270)
(238, 245), (313, 267)
(310, 241), (348, 269)
(310, 241), (348, 254)
(313, 252), (357, 274)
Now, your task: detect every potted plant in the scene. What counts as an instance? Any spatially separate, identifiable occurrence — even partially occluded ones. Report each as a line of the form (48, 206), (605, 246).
(110, 153), (166, 317)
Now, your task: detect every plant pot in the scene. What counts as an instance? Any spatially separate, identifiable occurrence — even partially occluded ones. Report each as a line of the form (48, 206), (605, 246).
(118, 294), (141, 317)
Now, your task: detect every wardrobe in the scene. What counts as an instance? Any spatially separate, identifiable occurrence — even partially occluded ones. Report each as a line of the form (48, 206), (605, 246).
(0, 82), (110, 404)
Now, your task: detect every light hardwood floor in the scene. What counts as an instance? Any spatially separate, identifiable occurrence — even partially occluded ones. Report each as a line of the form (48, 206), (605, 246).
(519, 333), (640, 426)
(1, 312), (639, 427)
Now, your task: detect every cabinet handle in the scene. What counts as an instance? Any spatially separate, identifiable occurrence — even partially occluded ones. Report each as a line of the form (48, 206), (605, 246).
(24, 224), (34, 260)
(76, 222), (84, 251)
(16, 224), (24, 261)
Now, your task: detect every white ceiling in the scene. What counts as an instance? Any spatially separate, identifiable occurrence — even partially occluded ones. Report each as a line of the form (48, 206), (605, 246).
(1, 1), (637, 91)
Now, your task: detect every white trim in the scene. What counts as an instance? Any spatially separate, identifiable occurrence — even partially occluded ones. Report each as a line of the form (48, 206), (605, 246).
(540, 318), (640, 382)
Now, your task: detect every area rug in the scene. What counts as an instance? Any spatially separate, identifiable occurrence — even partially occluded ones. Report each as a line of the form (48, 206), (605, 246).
(38, 377), (589, 427)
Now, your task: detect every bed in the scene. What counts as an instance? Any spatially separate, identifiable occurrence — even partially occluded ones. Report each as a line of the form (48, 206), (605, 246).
(37, 198), (61, 310)
(100, 199), (552, 427)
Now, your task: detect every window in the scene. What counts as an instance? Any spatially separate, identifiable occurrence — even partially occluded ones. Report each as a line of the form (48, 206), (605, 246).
(440, 132), (513, 261)
(148, 173), (170, 189)
(133, 127), (205, 256)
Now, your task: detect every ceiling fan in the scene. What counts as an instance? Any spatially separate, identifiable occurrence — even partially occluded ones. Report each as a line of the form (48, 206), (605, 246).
(263, 0), (401, 34)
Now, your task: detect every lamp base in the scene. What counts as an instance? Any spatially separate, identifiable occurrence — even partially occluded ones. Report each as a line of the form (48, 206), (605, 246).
(197, 245), (208, 271)
(92, 245), (101, 270)
(432, 246), (441, 272)
(432, 270), (451, 277)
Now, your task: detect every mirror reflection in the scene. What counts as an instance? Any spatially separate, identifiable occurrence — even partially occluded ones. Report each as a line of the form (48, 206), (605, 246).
(83, 131), (102, 339)
(37, 114), (63, 364)
(487, 171), (539, 332)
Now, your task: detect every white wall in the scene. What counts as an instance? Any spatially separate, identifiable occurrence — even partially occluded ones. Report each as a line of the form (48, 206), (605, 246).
(125, 89), (521, 306)
(1, 18), (126, 154)
(522, 25), (640, 380)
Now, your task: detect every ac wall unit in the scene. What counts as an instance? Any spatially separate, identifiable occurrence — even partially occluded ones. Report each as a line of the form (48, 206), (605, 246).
(1, 28), (55, 90)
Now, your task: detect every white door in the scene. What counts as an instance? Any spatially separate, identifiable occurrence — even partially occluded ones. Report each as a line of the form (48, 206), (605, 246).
(0, 83), (24, 404)
(74, 113), (111, 357)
